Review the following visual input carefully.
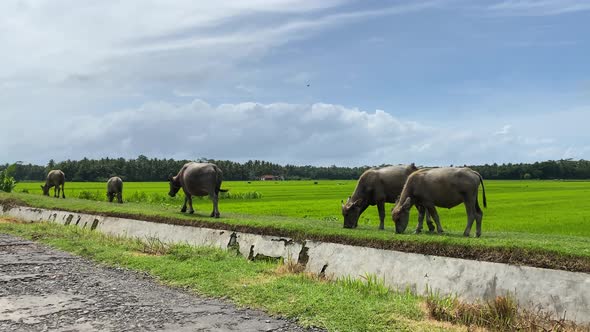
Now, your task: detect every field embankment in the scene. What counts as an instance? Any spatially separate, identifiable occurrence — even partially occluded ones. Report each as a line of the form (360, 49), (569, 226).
(2, 179), (590, 272)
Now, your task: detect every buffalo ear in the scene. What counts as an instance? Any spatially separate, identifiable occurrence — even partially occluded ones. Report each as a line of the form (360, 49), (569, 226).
(167, 174), (173, 181)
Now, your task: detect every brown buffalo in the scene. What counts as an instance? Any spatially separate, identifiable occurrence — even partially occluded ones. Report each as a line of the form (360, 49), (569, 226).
(107, 176), (123, 203)
(41, 170), (65, 198)
(168, 162), (227, 218)
(392, 167), (487, 237)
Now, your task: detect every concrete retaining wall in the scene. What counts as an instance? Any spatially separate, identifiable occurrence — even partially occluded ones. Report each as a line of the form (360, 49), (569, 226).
(2, 204), (589, 324)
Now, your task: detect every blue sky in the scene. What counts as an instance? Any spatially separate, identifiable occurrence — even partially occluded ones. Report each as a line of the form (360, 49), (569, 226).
(1, 0), (589, 166)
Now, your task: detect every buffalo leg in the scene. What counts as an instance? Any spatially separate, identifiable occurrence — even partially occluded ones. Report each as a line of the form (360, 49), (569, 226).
(61, 183), (65, 198)
(54, 186), (59, 198)
(427, 206), (444, 234)
(415, 205), (425, 234)
(186, 195), (194, 214)
(180, 196), (188, 213)
(117, 192), (123, 204)
(425, 210), (435, 232)
(209, 192), (220, 218)
(108, 193), (114, 203)
(463, 199), (477, 237)
(377, 201), (385, 230)
(475, 199), (483, 238)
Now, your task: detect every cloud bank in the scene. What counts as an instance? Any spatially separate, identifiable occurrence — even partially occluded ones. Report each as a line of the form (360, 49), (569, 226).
(2, 99), (584, 166)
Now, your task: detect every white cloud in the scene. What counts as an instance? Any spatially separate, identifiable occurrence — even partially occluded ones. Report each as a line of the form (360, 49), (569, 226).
(235, 84), (257, 94)
(2, 98), (581, 166)
(0, 1), (439, 89)
(488, 0), (590, 16)
(172, 89), (203, 97)
(494, 124), (512, 135)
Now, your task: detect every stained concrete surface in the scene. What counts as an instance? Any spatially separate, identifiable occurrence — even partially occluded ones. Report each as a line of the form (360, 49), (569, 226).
(0, 234), (321, 332)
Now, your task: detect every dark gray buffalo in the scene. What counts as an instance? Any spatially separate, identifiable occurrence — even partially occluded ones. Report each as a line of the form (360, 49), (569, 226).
(392, 167), (487, 237)
(168, 162), (227, 218)
(107, 176), (123, 203)
(41, 170), (66, 198)
(342, 164), (434, 231)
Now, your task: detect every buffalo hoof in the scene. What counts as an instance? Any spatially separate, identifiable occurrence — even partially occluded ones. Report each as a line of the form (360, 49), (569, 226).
(180, 209), (187, 213)
(463, 232), (470, 237)
(213, 213), (220, 218)
(188, 210), (195, 214)
(476, 233), (481, 238)
(414, 229), (422, 234)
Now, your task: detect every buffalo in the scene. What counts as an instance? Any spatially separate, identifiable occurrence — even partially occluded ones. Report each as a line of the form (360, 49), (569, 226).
(392, 167), (487, 237)
(342, 164), (434, 231)
(168, 162), (227, 218)
(41, 170), (65, 198)
(107, 176), (123, 203)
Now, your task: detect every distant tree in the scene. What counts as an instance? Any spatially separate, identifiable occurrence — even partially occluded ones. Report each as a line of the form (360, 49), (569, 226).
(3, 157), (590, 182)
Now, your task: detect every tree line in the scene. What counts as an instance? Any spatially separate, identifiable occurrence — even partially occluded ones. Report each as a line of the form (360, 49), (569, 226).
(2, 156), (590, 182)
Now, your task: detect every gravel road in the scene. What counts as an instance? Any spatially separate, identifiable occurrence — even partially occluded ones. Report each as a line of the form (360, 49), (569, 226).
(0, 233), (321, 332)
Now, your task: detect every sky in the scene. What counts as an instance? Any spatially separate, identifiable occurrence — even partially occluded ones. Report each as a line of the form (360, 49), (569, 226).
(1, 0), (589, 166)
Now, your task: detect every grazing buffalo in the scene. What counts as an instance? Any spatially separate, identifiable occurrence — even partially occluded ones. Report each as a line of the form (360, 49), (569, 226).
(168, 162), (227, 218)
(41, 170), (65, 198)
(392, 167), (487, 237)
(342, 164), (434, 231)
(107, 176), (123, 203)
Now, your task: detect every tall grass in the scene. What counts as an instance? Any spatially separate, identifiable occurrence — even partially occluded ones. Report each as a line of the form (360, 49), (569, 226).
(73, 190), (262, 204)
(425, 291), (582, 331)
(337, 273), (391, 297)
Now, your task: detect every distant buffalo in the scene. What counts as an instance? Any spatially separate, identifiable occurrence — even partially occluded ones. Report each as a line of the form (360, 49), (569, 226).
(392, 167), (487, 237)
(342, 164), (434, 231)
(107, 177), (123, 203)
(168, 162), (228, 218)
(41, 170), (65, 198)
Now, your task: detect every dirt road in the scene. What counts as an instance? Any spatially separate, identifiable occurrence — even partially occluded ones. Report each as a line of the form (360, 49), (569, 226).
(0, 233), (319, 332)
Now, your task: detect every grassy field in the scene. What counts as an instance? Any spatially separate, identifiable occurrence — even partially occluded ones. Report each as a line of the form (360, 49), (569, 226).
(4, 180), (590, 270)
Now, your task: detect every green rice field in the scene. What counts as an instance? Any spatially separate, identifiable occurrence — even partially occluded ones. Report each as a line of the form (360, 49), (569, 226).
(3, 180), (590, 267)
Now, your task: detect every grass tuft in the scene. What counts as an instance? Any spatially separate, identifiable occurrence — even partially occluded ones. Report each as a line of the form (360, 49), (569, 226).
(425, 292), (583, 331)
(275, 259), (306, 275)
(338, 273), (391, 298)
(135, 236), (170, 255)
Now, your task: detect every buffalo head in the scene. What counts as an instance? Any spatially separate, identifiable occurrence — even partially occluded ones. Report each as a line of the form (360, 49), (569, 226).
(342, 197), (363, 229)
(167, 175), (181, 197)
(40, 184), (49, 196)
(392, 197), (412, 234)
